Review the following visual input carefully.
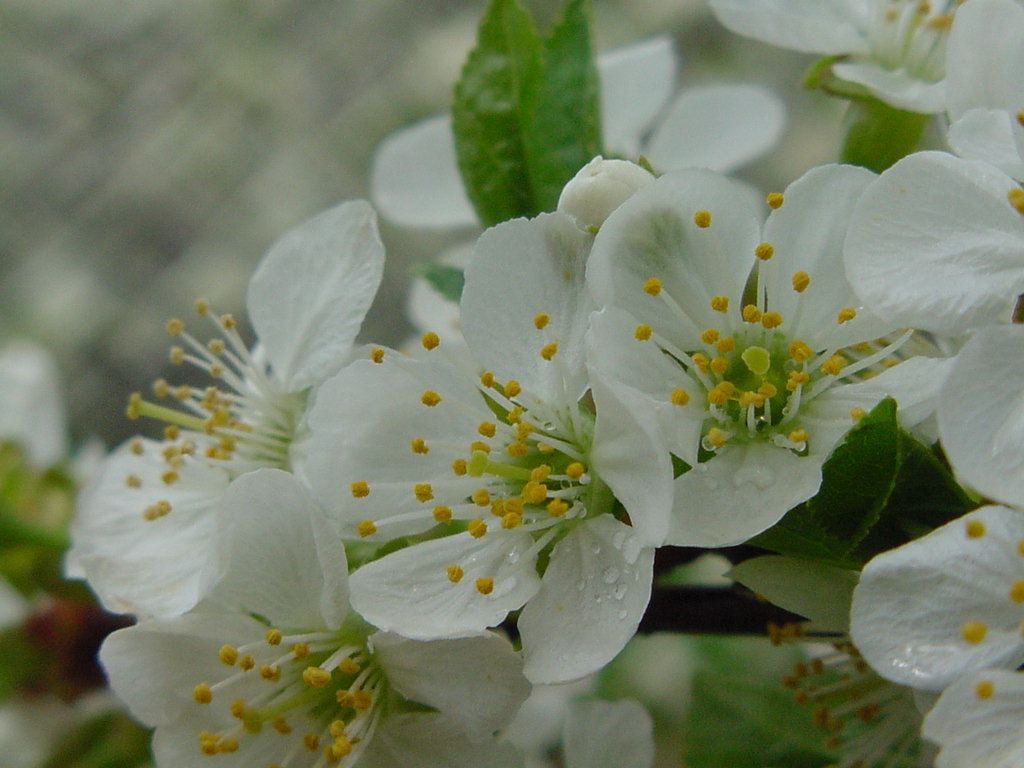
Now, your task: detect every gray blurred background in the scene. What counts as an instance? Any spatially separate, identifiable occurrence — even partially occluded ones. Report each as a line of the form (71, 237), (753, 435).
(0, 0), (841, 448)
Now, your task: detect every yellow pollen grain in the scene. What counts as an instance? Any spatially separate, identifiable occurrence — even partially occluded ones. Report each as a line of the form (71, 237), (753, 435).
(130, 438), (144, 455)
(710, 356), (729, 375)
(788, 429), (809, 443)
(692, 352), (710, 372)
(710, 296), (729, 313)
(693, 210), (711, 228)
(738, 391), (761, 409)
(169, 347), (185, 365)
(476, 578), (494, 595)
(504, 380), (522, 398)
(291, 643), (309, 660)
(351, 481), (370, 498)
(504, 497), (523, 516)
(192, 683), (212, 704)
(303, 666), (332, 688)
(507, 441), (528, 457)
(272, 717), (292, 735)
(370, 347), (385, 363)
(961, 620), (987, 644)
(1010, 581), (1024, 603)
(239, 655), (255, 671)
(153, 379), (170, 398)
(219, 645), (238, 666)
(218, 738), (239, 753)
(304, 733), (320, 751)
(789, 340), (813, 362)
(516, 422), (535, 440)
(220, 314), (236, 330)
(446, 564), (465, 585)
(758, 382), (778, 398)
(547, 498), (569, 517)
(166, 318), (184, 336)
(230, 699), (246, 718)
(851, 407), (867, 421)
(490, 498), (505, 517)
(975, 680), (995, 700)
(708, 387), (729, 406)
(634, 324), (652, 341)
(193, 298), (210, 316)
(755, 242), (774, 261)
(537, 441), (555, 454)
(470, 440), (490, 454)
(566, 462), (585, 480)
(468, 519), (488, 538)
(1008, 188), (1024, 215)
(411, 437), (429, 454)
(707, 427), (728, 448)
(433, 506), (452, 523)
(716, 336), (736, 353)
(338, 657), (361, 676)
(421, 332), (440, 350)
(821, 355), (847, 376)
(143, 501), (172, 521)
(540, 343), (559, 360)
(125, 474), (141, 489)
(534, 312), (550, 330)
(791, 271), (810, 293)
(352, 690), (372, 710)
(966, 519), (986, 538)
(522, 481), (548, 505)
(671, 388), (690, 406)
(330, 721), (347, 740)
(742, 304), (762, 323)
(643, 277), (662, 295)
(837, 307), (857, 324)
(1019, 539), (1024, 556)
(357, 520), (377, 538)
(260, 665), (281, 682)
(531, 465), (551, 482)
(478, 422), (497, 438)
(502, 512), (522, 529)
(761, 311), (783, 329)
(767, 192), (785, 209)
(452, 459), (468, 476)
(414, 483), (434, 503)
(265, 629), (282, 646)
(480, 371), (495, 388)
(701, 328), (720, 344)
(421, 390), (442, 407)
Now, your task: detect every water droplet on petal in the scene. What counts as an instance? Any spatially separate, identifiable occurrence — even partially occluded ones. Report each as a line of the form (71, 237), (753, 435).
(602, 566), (619, 584)
(732, 463), (775, 489)
(622, 537), (642, 565)
(589, 542), (602, 555)
(505, 550), (520, 565)
(612, 531), (626, 550)
(614, 583), (627, 600)
(704, 476), (719, 490)
(617, 609), (628, 620)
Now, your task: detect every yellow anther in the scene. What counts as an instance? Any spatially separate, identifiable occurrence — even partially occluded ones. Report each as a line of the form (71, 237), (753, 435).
(850, 407), (867, 421)
(789, 340), (813, 362)
(787, 371), (810, 391)
(742, 304), (762, 323)
(220, 314), (236, 330)
(208, 339), (226, 356)
(357, 520), (377, 537)
(161, 470), (178, 485)
(371, 347), (385, 363)
(421, 390), (442, 407)
(1010, 581), (1024, 603)
(635, 324), (653, 341)
(961, 620), (987, 644)
(516, 422), (535, 441)
(414, 483), (434, 503)
(758, 382), (778, 398)
(755, 242), (774, 261)
(125, 392), (142, 420)
(1008, 187), (1024, 215)
(432, 505), (452, 524)
(707, 427), (728, 448)
(192, 683), (213, 704)
(716, 336), (736, 353)
(966, 519), (986, 538)
(125, 474), (141, 489)
(1017, 110), (1024, 127)
(536, 441), (555, 454)
(451, 459), (468, 476)
(291, 643), (309, 660)
(217, 645), (239, 668)
(701, 328), (721, 344)
(690, 352), (709, 373)
(351, 481), (370, 498)
(272, 717), (292, 735)
(352, 690), (372, 710)
(671, 388), (690, 406)
(477, 422), (497, 439)
(534, 312), (550, 329)
(791, 271), (810, 293)
(693, 210), (712, 228)
(975, 680), (995, 700)
(710, 357), (729, 375)
(540, 342), (559, 360)
(303, 666), (332, 688)
(1018, 539), (1024, 556)
(837, 307), (857, 324)
(470, 440), (490, 454)
(421, 332), (440, 351)
(471, 488), (491, 507)
(547, 498), (569, 517)
(329, 721), (347, 740)
(230, 698), (247, 718)
(788, 429), (809, 443)
(643, 277), (662, 296)
(502, 512), (522, 529)
(304, 733), (320, 751)
(260, 664), (281, 682)
(265, 629), (282, 646)
(476, 578), (495, 595)
(480, 371), (495, 388)
(338, 657), (361, 675)
(411, 437), (429, 454)
(198, 732), (219, 755)
(738, 391), (762, 409)
(143, 501), (172, 521)
(504, 380), (522, 398)
(767, 192), (785, 209)
(710, 296), (729, 313)
(152, 379), (170, 399)
(130, 438), (145, 455)
(162, 421), (180, 439)
(506, 406), (523, 424)
(490, 498), (506, 517)
(218, 738), (239, 753)
(821, 355), (847, 376)
(468, 519), (488, 538)
(708, 387), (730, 406)
(447, 564), (464, 583)
(507, 441), (528, 457)
(761, 312), (783, 329)
(566, 462), (585, 480)
(522, 481), (548, 505)
(239, 655), (255, 671)
(328, 741), (352, 760)
(193, 298), (210, 316)
(166, 318), (184, 336)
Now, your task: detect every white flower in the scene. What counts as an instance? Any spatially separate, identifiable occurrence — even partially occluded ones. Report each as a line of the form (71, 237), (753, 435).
(944, 0), (1024, 181)
(709, 0), (957, 113)
(100, 469), (530, 768)
(560, 699), (654, 768)
(556, 157), (656, 231)
(67, 201), (386, 618)
(586, 164), (944, 547)
(0, 341), (67, 469)
(301, 212), (657, 684)
(370, 37), (784, 230)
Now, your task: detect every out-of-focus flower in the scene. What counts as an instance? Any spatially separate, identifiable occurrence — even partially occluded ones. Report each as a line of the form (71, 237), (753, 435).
(0, 341), (67, 469)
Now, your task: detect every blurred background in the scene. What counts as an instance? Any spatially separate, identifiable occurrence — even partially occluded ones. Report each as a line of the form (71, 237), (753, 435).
(0, 0), (841, 450)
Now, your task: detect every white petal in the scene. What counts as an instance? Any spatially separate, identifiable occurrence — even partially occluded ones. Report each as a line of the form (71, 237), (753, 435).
(845, 151), (1024, 335)
(349, 530), (541, 639)
(0, 341), (67, 468)
(563, 699), (655, 768)
(945, 0), (1024, 119)
(851, 505), (1024, 691)
(462, 212), (593, 399)
(597, 36), (677, 158)
(370, 631), (530, 740)
(369, 114), (478, 229)
(708, 0), (870, 55)
(939, 325), (1024, 509)
(947, 109), (1024, 182)
(360, 713), (524, 768)
(248, 200), (385, 391)
(209, 469), (348, 630)
(67, 438), (229, 618)
(645, 85), (785, 173)
(518, 516), (654, 684)
(729, 555), (858, 633)
(667, 442), (824, 547)
(831, 60), (946, 113)
(924, 669), (1024, 768)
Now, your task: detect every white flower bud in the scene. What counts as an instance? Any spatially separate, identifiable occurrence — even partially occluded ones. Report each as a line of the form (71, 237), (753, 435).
(557, 157), (655, 230)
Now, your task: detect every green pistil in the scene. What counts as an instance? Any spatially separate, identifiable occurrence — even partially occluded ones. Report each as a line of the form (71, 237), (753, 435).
(133, 398), (207, 432)
(741, 346), (771, 376)
(467, 451), (533, 481)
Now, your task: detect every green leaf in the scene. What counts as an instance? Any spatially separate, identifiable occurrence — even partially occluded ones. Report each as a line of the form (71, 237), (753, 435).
(39, 711), (152, 768)
(452, 0), (542, 225)
(415, 263), (465, 303)
(451, 0), (602, 225)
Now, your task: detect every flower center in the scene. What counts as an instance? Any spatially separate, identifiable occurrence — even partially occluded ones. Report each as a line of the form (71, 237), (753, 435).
(867, 0), (956, 82)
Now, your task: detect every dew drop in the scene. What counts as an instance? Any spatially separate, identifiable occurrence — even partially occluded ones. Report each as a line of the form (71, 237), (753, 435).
(505, 550), (520, 565)
(612, 531), (627, 550)
(614, 583), (628, 600)
(602, 566), (620, 584)
(622, 537), (642, 565)
(589, 542), (602, 555)
(732, 463), (775, 489)
(617, 609), (628, 620)
(704, 476), (720, 490)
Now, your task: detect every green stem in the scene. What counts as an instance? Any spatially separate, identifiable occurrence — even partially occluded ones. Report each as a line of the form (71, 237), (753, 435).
(840, 98), (930, 173)
(0, 511), (69, 550)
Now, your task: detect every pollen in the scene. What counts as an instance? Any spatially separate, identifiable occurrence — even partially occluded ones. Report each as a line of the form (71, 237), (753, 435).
(547, 498), (569, 517)
(787, 371), (810, 391)
(708, 387), (730, 406)
(476, 578), (494, 595)
(710, 296), (729, 312)
(965, 519), (986, 538)
(820, 355), (847, 376)
(260, 664), (281, 682)
(788, 429), (809, 443)
(975, 680), (995, 700)
(166, 318), (184, 336)
(1010, 581), (1024, 603)
(742, 304), (762, 323)
(272, 717), (291, 735)
(507, 441), (528, 457)
(265, 628), (282, 645)
(1008, 187), (1024, 215)
(478, 422), (496, 438)
(531, 465), (551, 482)
(304, 733), (320, 751)
(635, 324), (653, 341)
(410, 437), (429, 454)
(540, 343), (559, 360)
(352, 690), (372, 710)
(707, 427), (728, 448)
(566, 462), (585, 480)
(451, 459), (468, 476)
(961, 620), (987, 644)
(537, 441), (555, 454)
(755, 242), (774, 261)
(761, 312), (783, 329)
(693, 210), (711, 228)
(766, 192), (785, 209)
(192, 683), (212, 704)
(534, 312), (550, 329)
(850, 407), (867, 421)
(710, 356), (729, 375)
(504, 380), (522, 398)
(371, 347), (385, 363)
(789, 340), (813, 362)
(643, 278), (662, 295)
(414, 483), (434, 503)
(303, 666), (332, 688)
(169, 347), (185, 365)
(143, 500), (172, 521)
(468, 519), (488, 538)
(357, 520), (377, 537)
(480, 371), (495, 388)
(125, 474), (141, 489)
(692, 352), (710, 373)
(432, 506), (452, 523)
(523, 481), (548, 504)
(701, 329), (720, 344)
(837, 307), (857, 324)
(219, 645), (238, 666)
(239, 655), (255, 671)
(501, 512), (522, 529)
(421, 390), (442, 407)
(791, 271), (810, 293)
(470, 440), (490, 454)
(220, 314), (236, 330)
(291, 643), (309, 659)
(716, 336), (735, 353)
(671, 388), (690, 406)
(351, 481), (370, 498)
(421, 332), (440, 350)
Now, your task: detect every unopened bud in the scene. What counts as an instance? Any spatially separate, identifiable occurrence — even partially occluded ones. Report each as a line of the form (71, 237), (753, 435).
(557, 156), (655, 230)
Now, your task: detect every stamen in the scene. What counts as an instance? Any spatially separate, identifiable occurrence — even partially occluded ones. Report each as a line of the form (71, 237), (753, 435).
(766, 192), (785, 209)
(693, 210), (711, 228)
